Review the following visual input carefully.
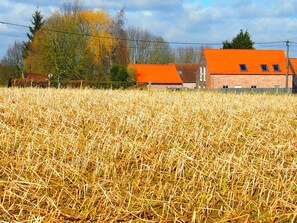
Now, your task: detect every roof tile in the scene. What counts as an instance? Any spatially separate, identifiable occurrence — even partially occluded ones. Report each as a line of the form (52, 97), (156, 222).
(174, 64), (198, 83)
(203, 49), (289, 75)
(129, 64), (183, 83)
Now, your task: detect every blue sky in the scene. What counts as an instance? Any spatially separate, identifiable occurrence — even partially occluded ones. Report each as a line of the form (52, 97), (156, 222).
(0, 0), (297, 59)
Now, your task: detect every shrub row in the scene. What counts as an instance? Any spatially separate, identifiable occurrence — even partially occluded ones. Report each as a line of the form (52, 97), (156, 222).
(10, 78), (135, 89)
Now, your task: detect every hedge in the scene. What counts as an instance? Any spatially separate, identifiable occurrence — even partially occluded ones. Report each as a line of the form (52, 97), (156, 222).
(10, 79), (135, 89)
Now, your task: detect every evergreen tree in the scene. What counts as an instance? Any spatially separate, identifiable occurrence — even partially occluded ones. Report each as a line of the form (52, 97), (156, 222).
(110, 64), (129, 82)
(223, 29), (254, 49)
(23, 8), (45, 58)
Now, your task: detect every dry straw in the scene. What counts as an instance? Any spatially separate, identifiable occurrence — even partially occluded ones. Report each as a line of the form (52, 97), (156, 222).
(0, 88), (296, 222)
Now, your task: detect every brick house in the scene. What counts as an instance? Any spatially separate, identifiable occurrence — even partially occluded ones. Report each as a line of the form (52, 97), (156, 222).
(175, 64), (198, 89)
(129, 64), (183, 89)
(198, 49), (292, 89)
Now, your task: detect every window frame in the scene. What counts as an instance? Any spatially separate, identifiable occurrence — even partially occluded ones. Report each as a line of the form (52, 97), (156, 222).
(200, 66), (206, 82)
(273, 64), (281, 72)
(239, 64), (248, 72)
(203, 67), (206, 81)
(261, 64), (269, 72)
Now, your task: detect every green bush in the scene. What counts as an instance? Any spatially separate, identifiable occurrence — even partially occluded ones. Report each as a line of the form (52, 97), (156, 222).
(110, 64), (129, 82)
(0, 66), (21, 87)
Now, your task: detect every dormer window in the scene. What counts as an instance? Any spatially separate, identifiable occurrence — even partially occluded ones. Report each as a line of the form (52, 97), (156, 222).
(273, 64), (281, 72)
(240, 64), (247, 71)
(178, 70), (183, 76)
(261, 64), (269, 72)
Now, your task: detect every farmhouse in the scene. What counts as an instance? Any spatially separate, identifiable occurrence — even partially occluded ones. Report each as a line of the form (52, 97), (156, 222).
(9, 71), (49, 87)
(129, 64), (183, 89)
(198, 49), (293, 89)
(24, 71), (49, 81)
(175, 64), (198, 89)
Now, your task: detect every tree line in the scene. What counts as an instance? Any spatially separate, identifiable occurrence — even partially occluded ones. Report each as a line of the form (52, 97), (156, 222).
(0, 1), (254, 86)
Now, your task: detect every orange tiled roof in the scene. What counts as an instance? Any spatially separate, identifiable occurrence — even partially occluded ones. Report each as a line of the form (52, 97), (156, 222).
(129, 64), (183, 84)
(203, 49), (290, 75)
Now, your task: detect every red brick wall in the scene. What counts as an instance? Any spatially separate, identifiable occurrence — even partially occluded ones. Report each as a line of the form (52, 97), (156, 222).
(207, 74), (293, 89)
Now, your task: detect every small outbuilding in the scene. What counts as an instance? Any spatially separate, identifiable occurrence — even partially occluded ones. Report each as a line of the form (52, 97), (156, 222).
(129, 64), (183, 90)
(174, 64), (198, 89)
(24, 72), (49, 81)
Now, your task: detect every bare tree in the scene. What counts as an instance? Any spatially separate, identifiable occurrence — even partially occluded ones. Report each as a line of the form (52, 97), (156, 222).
(174, 47), (201, 64)
(110, 8), (129, 66)
(150, 37), (174, 64)
(127, 27), (174, 64)
(1, 41), (24, 73)
(61, 0), (84, 15)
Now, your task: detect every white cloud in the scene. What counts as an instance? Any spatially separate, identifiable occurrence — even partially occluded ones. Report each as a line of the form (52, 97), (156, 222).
(1, 0), (297, 58)
(143, 11), (152, 17)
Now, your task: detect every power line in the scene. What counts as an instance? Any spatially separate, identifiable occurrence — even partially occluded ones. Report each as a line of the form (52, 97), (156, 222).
(254, 41), (286, 45)
(0, 21), (297, 48)
(0, 21), (28, 29)
(0, 20), (222, 46)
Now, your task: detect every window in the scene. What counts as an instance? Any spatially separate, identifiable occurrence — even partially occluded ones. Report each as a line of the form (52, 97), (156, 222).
(178, 70), (183, 75)
(273, 64), (281, 72)
(223, 85), (228, 88)
(240, 64), (247, 71)
(203, 67), (206, 81)
(200, 66), (206, 82)
(261, 64), (269, 72)
(251, 85), (257, 88)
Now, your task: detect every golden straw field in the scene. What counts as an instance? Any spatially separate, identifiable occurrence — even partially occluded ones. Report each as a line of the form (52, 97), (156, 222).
(0, 88), (296, 222)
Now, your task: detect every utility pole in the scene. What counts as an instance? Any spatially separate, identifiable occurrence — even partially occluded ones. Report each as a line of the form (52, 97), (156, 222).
(133, 40), (139, 64)
(286, 40), (290, 93)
